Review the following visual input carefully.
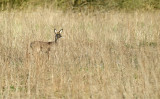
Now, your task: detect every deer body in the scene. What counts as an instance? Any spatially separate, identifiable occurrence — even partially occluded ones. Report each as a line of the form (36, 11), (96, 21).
(30, 29), (63, 59)
(30, 41), (52, 52)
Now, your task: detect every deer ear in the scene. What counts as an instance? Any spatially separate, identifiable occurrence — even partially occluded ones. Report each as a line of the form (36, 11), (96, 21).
(59, 29), (63, 34)
(54, 29), (57, 34)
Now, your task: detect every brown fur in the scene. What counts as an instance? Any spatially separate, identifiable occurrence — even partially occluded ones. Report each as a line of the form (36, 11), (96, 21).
(30, 29), (63, 60)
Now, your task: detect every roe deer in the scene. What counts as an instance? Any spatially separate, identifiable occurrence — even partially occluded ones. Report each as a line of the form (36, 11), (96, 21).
(30, 29), (63, 60)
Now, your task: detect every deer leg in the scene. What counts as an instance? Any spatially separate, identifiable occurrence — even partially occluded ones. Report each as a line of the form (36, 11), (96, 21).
(45, 50), (50, 60)
(48, 51), (50, 60)
(47, 48), (51, 60)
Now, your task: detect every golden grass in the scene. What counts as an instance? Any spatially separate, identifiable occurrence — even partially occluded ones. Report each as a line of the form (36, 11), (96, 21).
(0, 9), (160, 99)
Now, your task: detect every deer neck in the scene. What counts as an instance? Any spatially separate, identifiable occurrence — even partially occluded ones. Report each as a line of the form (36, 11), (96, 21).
(55, 36), (59, 43)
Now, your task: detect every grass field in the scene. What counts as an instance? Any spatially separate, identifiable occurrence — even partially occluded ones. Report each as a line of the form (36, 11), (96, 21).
(0, 9), (160, 99)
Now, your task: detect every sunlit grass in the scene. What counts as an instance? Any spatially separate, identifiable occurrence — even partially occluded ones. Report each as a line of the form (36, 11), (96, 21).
(0, 10), (160, 98)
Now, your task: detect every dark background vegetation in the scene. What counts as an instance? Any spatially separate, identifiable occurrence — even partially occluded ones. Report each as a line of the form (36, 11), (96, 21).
(0, 0), (160, 11)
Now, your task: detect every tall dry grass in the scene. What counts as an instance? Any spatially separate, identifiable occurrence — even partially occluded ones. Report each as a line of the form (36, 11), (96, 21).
(0, 9), (160, 99)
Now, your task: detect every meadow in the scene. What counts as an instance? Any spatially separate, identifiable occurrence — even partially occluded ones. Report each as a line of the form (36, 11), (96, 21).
(0, 9), (160, 98)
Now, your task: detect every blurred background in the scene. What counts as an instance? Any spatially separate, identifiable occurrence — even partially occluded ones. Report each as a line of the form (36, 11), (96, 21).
(0, 0), (160, 11)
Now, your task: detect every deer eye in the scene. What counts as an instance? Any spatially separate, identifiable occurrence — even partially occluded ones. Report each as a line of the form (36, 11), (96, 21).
(57, 34), (61, 38)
